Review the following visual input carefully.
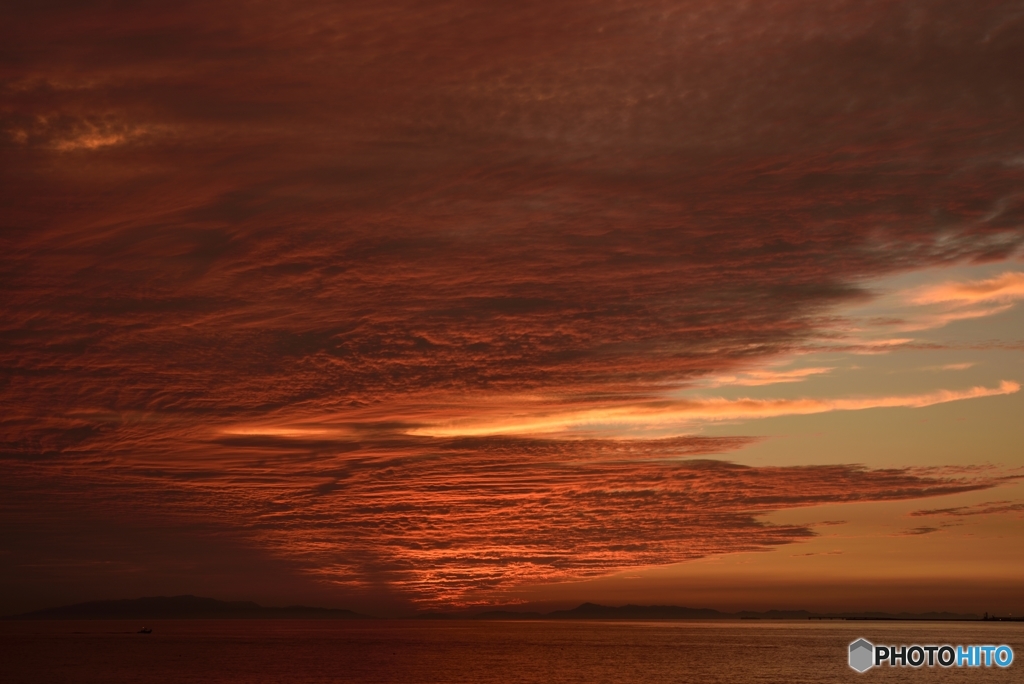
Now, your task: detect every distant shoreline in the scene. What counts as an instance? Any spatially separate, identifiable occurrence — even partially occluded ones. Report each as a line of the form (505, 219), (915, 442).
(8, 596), (1022, 622)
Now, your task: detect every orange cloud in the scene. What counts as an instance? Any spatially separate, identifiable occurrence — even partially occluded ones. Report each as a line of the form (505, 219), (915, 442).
(412, 381), (1020, 437)
(912, 271), (1024, 306)
(699, 366), (834, 387)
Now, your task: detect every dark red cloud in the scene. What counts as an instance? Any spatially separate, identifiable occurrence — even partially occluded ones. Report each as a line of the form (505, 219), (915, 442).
(2, 0), (1024, 609)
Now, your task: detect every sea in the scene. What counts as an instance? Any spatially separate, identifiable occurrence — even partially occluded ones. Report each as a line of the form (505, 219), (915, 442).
(2, 619), (1021, 683)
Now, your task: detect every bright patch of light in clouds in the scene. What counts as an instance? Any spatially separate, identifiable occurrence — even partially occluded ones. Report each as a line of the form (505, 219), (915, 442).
(816, 264), (1024, 350)
(912, 271), (1024, 306)
(412, 381), (1019, 437)
(698, 367), (834, 387)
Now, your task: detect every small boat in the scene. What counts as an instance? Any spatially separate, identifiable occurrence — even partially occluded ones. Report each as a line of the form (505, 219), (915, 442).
(138, 627), (152, 634)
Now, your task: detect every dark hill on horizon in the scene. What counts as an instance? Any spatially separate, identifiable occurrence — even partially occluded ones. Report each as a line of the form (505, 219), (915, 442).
(6, 595), (371, 620)
(542, 603), (979, 621)
(7, 597), (983, 621)
(424, 602), (980, 621)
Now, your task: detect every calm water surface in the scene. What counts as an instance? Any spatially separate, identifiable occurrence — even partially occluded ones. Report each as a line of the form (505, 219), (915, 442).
(2, 619), (1022, 683)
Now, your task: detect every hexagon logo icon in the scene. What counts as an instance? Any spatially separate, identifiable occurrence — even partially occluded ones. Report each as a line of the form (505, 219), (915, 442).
(849, 638), (874, 672)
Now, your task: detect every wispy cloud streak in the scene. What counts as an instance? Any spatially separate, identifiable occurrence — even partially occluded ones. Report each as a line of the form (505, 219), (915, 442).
(910, 501), (1024, 518)
(913, 272), (1024, 306)
(412, 382), (1020, 437)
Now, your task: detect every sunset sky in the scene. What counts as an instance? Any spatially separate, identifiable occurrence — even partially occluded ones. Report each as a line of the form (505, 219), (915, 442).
(2, 0), (1023, 618)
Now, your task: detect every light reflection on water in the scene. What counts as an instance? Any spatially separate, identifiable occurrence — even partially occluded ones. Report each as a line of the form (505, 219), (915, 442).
(2, 619), (1021, 683)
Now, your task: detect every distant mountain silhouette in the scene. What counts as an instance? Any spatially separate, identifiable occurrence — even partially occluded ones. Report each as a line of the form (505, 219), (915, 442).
(418, 602), (979, 621)
(541, 604), (979, 620)
(6, 595), (371, 620)
(546, 603), (726, 619)
(7, 597), (981, 621)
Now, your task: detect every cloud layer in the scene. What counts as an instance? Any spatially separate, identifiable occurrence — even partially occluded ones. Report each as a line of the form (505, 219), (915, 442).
(0, 434), (1003, 605)
(3, 0), (1024, 607)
